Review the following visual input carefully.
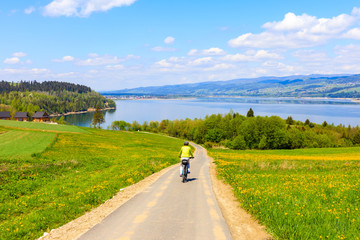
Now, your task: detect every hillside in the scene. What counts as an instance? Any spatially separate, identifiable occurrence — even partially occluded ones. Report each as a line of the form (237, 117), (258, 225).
(0, 81), (116, 116)
(104, 74), (360, 98)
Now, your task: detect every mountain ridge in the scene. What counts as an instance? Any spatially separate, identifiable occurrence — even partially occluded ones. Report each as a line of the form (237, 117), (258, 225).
(102, 74), (360, 98)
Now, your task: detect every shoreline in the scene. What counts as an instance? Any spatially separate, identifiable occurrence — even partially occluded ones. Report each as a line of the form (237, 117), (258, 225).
(49, 107), (115, 117)
(107, 95), (360, 103)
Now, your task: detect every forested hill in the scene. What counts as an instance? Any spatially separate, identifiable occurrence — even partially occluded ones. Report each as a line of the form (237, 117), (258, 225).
(107, 74), (360, 98)
(0, 80), (91, 94)
(0, 81), (116, 116)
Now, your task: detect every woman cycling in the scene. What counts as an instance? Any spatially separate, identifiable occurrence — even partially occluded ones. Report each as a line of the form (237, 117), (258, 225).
(178, 141), (194, 177)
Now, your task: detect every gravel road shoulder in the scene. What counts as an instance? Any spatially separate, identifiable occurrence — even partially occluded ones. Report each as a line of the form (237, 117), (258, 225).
(208, 152), (272, 240)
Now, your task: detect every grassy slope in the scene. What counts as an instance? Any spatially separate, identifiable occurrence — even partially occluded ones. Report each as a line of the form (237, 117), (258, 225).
(0, 123), (183, 240)
(0, 120), (88, 134)
(209, 148), (360, 240)
(0, 131), (56, 157)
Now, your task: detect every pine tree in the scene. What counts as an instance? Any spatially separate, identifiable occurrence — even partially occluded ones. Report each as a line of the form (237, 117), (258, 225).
(246, 108), (254, 117)
(286, 116), (294, 125)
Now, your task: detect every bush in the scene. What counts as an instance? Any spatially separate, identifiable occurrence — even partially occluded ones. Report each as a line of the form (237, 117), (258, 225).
(230, 135), (247, 150)
(204, 142), (214, 149)
(205, 128), (223, 143)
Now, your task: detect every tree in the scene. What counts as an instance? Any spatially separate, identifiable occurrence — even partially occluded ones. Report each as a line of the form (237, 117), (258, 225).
(231, 135), (247, 150)
(246, 108), (254, 117)
(353, 130), (360, 144)
(205, 128), (223, 143)
(286, 116), (294, 125)
(131, 120), (141, 131)
(111, 120), (130, 130)
(92, 106), (105, 128)
(322, 121), (328, 127)
(58, 116), (65, 125)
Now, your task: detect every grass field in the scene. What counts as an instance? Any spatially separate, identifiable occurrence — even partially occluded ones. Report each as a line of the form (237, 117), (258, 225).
(0, 120), (88, 133)
(0, 124), (183, 240)
(0, 130), (56, 157)
(208, 148), (360, 239)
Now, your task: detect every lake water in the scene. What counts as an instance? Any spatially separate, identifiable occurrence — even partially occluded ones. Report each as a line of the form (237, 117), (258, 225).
(64, 97), (360, 128)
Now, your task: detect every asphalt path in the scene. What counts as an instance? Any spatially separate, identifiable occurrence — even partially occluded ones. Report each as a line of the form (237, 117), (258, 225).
(78, 144), (232, 240)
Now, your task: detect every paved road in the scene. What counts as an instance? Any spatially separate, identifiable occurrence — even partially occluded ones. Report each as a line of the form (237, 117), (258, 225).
(78, 144), (232, 240)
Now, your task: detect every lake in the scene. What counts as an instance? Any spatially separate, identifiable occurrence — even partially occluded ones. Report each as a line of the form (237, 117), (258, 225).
(64, 97), (360, 128)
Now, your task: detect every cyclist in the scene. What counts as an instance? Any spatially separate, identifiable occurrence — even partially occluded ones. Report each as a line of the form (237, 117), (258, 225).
(178, 141), (194, 177)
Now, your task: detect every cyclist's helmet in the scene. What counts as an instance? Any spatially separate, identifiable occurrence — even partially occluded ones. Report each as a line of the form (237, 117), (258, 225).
(184, 141), (189, 145)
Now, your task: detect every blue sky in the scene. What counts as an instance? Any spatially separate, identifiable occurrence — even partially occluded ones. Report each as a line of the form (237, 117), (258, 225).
(1, 0), (360, 90)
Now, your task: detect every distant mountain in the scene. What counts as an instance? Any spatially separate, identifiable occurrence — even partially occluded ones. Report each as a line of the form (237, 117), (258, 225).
(102, 74), (360, 98)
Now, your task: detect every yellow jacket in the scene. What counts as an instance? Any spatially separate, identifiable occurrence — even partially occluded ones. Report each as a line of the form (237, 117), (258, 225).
(179, 145), (193, 158)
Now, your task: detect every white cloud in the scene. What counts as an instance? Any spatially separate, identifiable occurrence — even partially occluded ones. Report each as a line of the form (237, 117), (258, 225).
(155, 59), (172, 67)
(105, 64), (125, 70)
(204, 63), (234, 71)
(77, 55), (123, 66)
(188, 48), (226, 56)
(3, 57), (21, 64)
(190, 57), (213, 66)
(261, 61), (296, 73)
(12, 52), (27, 57)
(53, 55), (75, 62)
(25, 6), (36, 14)
(43, 0), (137, 17)
(125, 54), (140, 60)
(1, 68), (50, 74)
(31, 68), (51, 74)
(164, 36), (175, 44)
(342, 28), (360, 40)
(222, 50), (282, 62)
(292, 50), (329, 62)
(334, 44), (360, 62)
(229, 10), (358, 49)
(151, 46), (176, 52)
(262, 13), (316, 31)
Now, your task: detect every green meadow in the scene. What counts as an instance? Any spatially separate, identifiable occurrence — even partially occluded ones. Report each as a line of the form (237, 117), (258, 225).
(209, 148), (360, 240)
(0, 131), (56, 158)
(0, 119), (88, 133)
(0, 121), (183, 240)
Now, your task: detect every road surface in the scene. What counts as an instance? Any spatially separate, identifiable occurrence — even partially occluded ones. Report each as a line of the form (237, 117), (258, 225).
(78, 144), (232, 240)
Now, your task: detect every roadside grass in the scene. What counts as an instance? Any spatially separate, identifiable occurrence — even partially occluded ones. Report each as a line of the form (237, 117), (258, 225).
(0, 120), (88, 134)
(0, 128), (183, 240)
(208, 147), (360, 240)
(0, 130), (56, 157)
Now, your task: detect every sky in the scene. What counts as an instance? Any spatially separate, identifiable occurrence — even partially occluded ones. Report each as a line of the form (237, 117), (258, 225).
(1, 0), (360, 91)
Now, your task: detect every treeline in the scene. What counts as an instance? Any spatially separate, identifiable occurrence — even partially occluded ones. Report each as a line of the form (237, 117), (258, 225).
(0, 80), (92, 94)
(111, 110), (360, 150)
(0, 81), (115, 116)
(328, 91), (360, 98)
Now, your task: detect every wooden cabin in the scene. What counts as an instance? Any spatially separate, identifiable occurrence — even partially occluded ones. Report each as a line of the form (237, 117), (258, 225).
(0, 111), (11, 120)
(32, 111), (50, 122)
(14, 112), (29, 121)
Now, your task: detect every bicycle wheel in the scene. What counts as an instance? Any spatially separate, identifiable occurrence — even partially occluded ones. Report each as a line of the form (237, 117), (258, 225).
(182, 165), (188, 183)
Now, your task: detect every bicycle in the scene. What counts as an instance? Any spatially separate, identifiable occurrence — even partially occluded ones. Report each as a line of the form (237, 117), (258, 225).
(181, 157), (193, 183)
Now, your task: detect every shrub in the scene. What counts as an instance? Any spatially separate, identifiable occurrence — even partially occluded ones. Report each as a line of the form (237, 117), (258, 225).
(204, 142), (214, 149)
(230, 135), (247, 150)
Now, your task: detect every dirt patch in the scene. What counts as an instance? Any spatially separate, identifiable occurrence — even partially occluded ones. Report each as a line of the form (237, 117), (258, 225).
(38, 164), (177, 240)
(208, 153), (272, 240)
